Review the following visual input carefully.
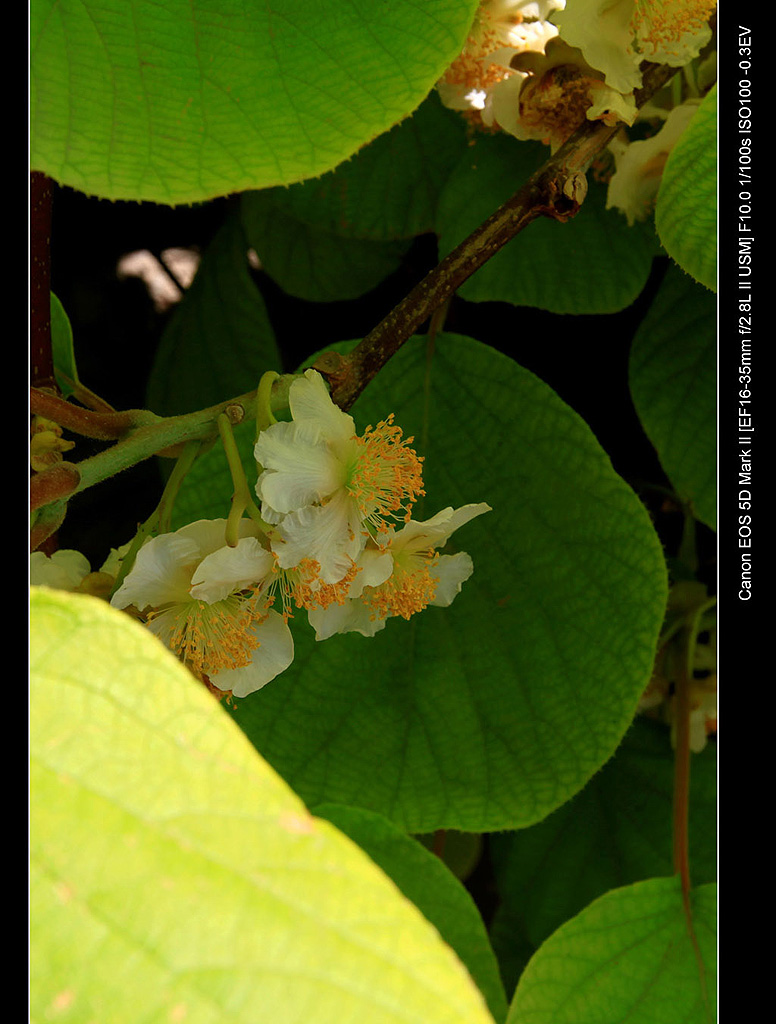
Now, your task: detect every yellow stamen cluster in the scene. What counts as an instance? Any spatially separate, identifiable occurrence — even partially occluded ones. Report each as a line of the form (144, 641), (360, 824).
(300, 560), (361, 610)
(441, 12), (519, 93)
(631, 0), (716, 59)
(161, 592), (265, 677)
(364, 552), (440, 621)
(270, 557), (361, 618)
(348, 415), (425, 530)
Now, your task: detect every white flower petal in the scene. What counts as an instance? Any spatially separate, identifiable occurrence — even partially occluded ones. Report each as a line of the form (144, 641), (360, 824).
(256, 420), (346, 514)
(173, 519), (235, 560)
(307, 598), (387, 641)
(215, 610), (294, 697)
(190, 537), (274, 603)
(606, 100), (700, 224)
(556, 0), (714, 94)
(289, 370), (356, 444)
(393, 503), (492, 554)
(99, 541), (132, 577)
(111, 534), (199, 610)
(555, 0), (641, 93)
(489, 73), (530, 135)
(274, 490), (367, 583)
(430, 552), (475, 607)
(348, 548), (394, 599)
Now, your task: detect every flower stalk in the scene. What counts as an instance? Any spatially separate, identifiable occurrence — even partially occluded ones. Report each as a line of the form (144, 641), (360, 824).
(672, 594), (716, 888)
(29, 375), (298, 546)
(217, 413), (270, 546)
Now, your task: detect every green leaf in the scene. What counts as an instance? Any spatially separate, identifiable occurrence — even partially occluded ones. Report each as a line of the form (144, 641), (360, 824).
(415, 830), (483, 882)
(655, 86), (717, 291)
(490, 717), (717, 950)
(49, 292), (79, 397)
(506, 878), (716, 1024)
(146, 212), (280, 417)
(629, 263), (716, 529)
(436, 134), (655, 314)
(315, 804), (508, 1023)
(487, 903), (536, 1003)
(172, 333), (668, 833)
(31, 0), (479, 204)
(245, 93), (468, 242)
(241, 195), (411, 303)
(31, 587), (496, 1024)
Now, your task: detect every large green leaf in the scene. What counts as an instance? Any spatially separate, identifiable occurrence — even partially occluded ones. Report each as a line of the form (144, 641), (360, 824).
(146, 212), (280, 417)
(241, 196), (411, 303)
(315, 804), (508, 1023)
(436, 134), (655, 314)
(243, 93), (468, 242)
(629, 263), (716, 529)
(30, 0), (478, 204)
(655, 86), (717, 292)
(490, 717), (717, 951)
(171, 333), (668, 832)
(31, 587), (496, 1024)
(239, 93), (468, 301)
(506, 877), (716, 1024)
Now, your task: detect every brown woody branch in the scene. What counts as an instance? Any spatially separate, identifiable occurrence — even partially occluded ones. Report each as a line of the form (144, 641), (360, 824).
(315, 61), (680, 411)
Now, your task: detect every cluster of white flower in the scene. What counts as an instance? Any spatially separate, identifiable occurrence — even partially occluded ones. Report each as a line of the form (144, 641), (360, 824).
(438, 0), (638, 148)
(33, 370), (490, 700)
(252, 371), (490, 649)
(437, 0), (717, 221)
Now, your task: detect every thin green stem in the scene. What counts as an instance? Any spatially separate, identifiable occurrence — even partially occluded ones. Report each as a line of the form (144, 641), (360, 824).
(672, 659), (692, 891)
(217, 413), (270, 546)
(109, 511), (160, 599)
(672, 596), (716, 885)
(107, 442), (203, 597)
(30, 375), (298, 524)
(678, 510), (698, 575)
(256, 370), (280, 442)
(157, 440), (202, 534)
(682, 61), (699, 98)
(671, 595), (715, 1019)
(416, 298), (449, 520)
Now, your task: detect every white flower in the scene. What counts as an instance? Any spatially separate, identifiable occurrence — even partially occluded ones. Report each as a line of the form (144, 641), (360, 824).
(306, 504), (492, 640)
(30, 547), (122, 599)
(111, 519), (293, 697)
(437, 0), (565, 129)
(30, 549), (92, 591)
(255, 369), (424, 585)
(305, 545), (395, 640)
(606, 99), (700, 223)
(437, 1), (643, 149)
(495, 36), (638, 148)
(555, 0), (716, 94)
